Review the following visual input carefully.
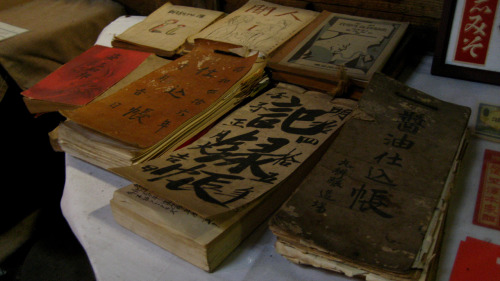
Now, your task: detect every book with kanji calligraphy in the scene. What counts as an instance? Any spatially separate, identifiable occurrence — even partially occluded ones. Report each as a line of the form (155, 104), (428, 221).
(109, 82), (357, 271)
(111, 2), (224, 57)
(187, 0), (319, 56)
(20, 45), (152, 114)
(267, 11), (408, 90)
(56, 39), (267, 169)
(50, 54), (171, 168)
(268, 73), (471, 281)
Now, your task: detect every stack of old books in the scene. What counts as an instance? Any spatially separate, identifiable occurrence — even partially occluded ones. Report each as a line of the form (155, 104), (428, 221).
(110, 82), (357, 271)
(17, 0), (473, 277)
(55, 39), (267, 169)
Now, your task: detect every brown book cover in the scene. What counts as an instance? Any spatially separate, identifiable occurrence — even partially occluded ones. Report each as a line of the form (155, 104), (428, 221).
(268, 11), (408, 88)
(20, 45), (152, 113)
(269, 72), (471, 281)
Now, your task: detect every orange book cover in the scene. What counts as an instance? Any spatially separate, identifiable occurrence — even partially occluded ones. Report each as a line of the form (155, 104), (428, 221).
(62, 40), (258, 148)
(21, 45), (152, 106)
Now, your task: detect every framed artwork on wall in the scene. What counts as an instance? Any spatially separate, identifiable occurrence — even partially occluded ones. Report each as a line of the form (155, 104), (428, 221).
(431, 0), (500, 85)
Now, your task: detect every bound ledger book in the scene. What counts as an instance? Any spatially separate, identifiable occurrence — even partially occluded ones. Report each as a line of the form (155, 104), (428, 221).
(268, 11), (408, 91)
(111, 2), (224, 57)
(20, 45), (152, 114)
(269, 73), (471, 281)
(188, 0), (318, 56)
(110, 83), (358, 271)
(58, 39), (266, 169)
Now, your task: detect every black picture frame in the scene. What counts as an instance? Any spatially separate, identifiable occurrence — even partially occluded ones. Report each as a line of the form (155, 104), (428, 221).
(431, 0), (500, 85)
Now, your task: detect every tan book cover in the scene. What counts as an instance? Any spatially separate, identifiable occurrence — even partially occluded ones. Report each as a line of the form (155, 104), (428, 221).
(188, 0), (318, 56)
(111, 83), (357, 219)
(268, 11), (408, 88)
(112, 2), (224, 57)
(60, 40), (267, 167)
(110, 82), (357, 271)
(268, 73), (471, 281)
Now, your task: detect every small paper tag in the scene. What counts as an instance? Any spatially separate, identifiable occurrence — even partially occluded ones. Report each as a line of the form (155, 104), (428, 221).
(0, 22), (28, 41)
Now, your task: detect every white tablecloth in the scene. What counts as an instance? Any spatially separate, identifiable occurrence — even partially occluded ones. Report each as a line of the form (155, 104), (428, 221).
(61, 16), (500, 281)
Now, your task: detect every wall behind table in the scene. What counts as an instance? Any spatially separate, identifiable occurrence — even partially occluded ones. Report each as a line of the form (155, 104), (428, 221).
(113, 0), (220, 15)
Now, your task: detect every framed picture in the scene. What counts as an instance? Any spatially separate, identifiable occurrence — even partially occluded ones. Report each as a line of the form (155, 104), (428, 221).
(431, 0), (500, 85)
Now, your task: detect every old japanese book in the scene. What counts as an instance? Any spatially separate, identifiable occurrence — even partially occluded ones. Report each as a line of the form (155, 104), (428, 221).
(188, 0), (318, 56)
(110, 82), (357, 271)
(268, 11), (408, 90)
(58, 39), (266, 169)
(111, 2), (224, 57)
(51, 54), (171, 168)
(20, 45), (152, 114)
(268, 72), (471, 281)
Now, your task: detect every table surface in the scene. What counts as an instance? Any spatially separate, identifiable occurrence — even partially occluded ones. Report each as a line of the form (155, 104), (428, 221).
(61, 16), (500, 281)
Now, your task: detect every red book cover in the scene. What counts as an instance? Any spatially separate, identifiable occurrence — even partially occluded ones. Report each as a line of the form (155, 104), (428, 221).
(21, 45), (151, 106)
(473, 149), (500, 230)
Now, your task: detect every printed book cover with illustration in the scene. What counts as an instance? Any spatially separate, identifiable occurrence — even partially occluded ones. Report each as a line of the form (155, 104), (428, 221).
(112, 2), (224, 57)
(268, 11), (408, 89)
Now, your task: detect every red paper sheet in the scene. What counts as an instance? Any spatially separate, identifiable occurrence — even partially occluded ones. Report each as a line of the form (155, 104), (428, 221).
(449, 237), (500, 281)
(22, 45), (151, 106)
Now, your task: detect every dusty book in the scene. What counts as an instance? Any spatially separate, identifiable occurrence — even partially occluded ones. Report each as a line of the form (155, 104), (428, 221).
(268, 10), (408, 89)
(111, 2), (224, 57)
(188, 0), (318, 56)
(51, 54), (171, 168)
(110, 82), (357, 271)
(20, 45), (152, 114)
(58, 39), (266, 168)
(268, 72), (471, 281)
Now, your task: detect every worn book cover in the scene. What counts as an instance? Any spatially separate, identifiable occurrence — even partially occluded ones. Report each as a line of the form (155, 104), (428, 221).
(112, 2), (224, 57)
(21, 45), (152, 113)
(112, 83), (357, 219)
(269, 72), (471, 281)
(188, 0), (318, 56)
(52, 55), (171, 169)
(110, 83), (357, 271)
(61, 39), (266, 164)
(268, 10), (408, 88)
